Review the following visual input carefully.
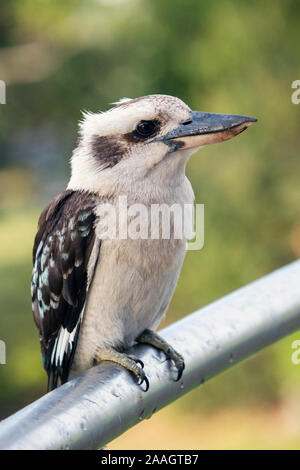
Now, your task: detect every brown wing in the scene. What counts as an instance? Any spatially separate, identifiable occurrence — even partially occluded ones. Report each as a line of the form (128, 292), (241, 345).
(31, 190), (98, 390)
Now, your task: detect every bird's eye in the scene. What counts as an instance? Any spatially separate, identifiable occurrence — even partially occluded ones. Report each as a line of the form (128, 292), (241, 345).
(135, 120), (158, 138)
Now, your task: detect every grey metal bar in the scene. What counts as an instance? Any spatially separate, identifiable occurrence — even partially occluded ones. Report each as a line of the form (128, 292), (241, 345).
(0, 260), (300, 450)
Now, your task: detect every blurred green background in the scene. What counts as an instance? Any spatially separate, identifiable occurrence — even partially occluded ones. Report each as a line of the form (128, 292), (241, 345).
(0, 0), (300, 449)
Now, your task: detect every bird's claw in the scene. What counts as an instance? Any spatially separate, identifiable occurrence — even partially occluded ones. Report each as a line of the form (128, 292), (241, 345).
(128, 355), (144, 369)
(94, 348), (149, 391)
(136, 329), (185, 383)
(136, 369), (150, 392)
(129, 354), (149, 391)
(166, 347), (185, 382)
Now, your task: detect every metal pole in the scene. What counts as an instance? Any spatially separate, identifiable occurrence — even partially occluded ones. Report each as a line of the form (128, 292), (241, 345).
(0, 260), (300, 450)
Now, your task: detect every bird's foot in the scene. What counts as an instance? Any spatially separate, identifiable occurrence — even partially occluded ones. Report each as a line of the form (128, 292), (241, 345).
(94, 347), (149, 391)
(136, 329), (185, 381)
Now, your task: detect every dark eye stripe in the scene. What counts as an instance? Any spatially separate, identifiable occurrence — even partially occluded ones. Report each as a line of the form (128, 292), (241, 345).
(91, 135), (125, 168)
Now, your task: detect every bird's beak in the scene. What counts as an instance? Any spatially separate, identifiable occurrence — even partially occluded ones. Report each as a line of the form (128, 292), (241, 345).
(162, 111), (257, 149)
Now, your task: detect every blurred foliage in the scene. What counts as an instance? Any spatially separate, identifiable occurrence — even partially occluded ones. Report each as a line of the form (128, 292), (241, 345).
(0, 0), (299, 448)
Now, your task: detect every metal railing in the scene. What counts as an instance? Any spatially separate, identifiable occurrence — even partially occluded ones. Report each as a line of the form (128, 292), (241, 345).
(0, 260), (300, 450)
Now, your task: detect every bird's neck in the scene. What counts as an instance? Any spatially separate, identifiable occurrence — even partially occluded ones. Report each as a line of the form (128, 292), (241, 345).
(67, 148), (194, 203)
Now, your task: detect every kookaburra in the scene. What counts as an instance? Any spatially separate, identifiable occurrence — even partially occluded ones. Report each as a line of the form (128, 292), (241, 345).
(31, 94), (256, 391)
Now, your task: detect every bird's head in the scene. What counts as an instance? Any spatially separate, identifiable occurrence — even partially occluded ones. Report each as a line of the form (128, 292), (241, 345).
(68, 94), (257, 194)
